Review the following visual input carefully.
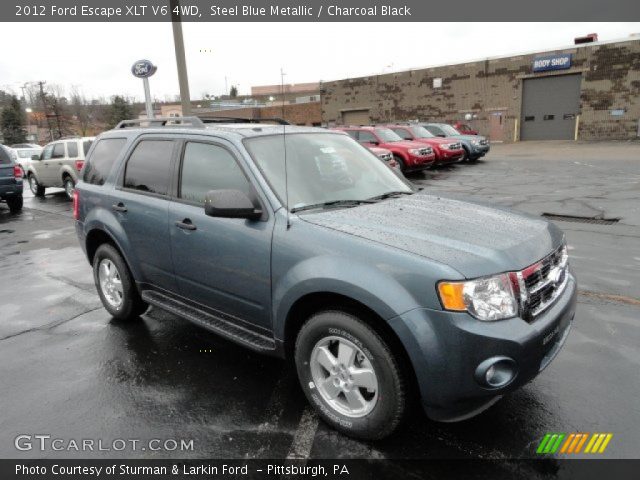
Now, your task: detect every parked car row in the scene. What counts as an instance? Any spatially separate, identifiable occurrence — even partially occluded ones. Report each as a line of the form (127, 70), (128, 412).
(331, 123), (490, 173)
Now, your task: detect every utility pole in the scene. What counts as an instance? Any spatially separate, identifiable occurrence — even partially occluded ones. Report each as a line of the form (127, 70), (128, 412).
(170, 0), (191, 116)
(38, 81), (54, 142)
(280, 68), (286, 120)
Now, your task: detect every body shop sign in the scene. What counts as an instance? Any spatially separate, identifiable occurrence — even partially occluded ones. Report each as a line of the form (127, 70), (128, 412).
(533, 54), (572, 72)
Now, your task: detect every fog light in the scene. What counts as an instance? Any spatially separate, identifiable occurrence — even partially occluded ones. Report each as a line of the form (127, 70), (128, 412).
(475, 357), (517, 389)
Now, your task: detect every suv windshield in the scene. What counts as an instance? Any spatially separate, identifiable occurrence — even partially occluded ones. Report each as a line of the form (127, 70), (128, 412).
(373, 128), (404, 143)
(410, 126), (436, 138)
(244, 132), (412, 212)
(439, 124), (461, 136)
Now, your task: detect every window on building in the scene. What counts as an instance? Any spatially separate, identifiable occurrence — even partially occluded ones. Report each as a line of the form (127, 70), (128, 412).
(124, 140), (174, 195)
(524, 116), (535, 122)
(543, 115), (555, 121)
(433, 78), (443, 88)
(179, 142), (250, 204)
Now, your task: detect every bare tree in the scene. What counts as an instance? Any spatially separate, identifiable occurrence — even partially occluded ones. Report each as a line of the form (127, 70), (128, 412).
(69, 86), (95, 136)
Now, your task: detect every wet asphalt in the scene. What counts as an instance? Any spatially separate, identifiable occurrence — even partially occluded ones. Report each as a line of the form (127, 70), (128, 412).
(0, 141), (639, 463)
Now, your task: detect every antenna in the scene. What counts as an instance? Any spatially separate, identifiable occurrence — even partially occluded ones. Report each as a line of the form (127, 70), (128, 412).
(281, 67), (291, 229)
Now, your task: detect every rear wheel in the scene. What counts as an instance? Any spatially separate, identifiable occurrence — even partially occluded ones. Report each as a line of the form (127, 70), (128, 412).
(28, 174), (45, 196)
(93, 244), (148, 320)
(63, 176), (75, 200)
(295, 310), (406, 440)
(6, 196), (23, 213)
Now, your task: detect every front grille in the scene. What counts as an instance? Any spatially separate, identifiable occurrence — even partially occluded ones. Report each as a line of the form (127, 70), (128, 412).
(517, 244), (569, 321)
(418, 147), (432, 156)
(448, 142), (462, 150)
(479, 139), (489, 146)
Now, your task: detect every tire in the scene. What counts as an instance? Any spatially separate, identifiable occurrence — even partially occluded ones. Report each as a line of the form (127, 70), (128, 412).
(393, 154), (406, 173)
(63, 176), (75, 200)
(461, 147), (470, 162)
(28, 174), (45, 197)
(92, 243), (148, 320)
(295, 310), (406, 440)
(6, 196), (23, 213)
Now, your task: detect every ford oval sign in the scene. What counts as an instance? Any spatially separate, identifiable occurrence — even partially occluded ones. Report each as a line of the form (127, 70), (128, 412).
(131, 59), (157, 78)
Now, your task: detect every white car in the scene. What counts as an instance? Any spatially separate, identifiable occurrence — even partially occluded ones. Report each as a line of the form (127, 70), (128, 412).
(11, 146), (43, 177)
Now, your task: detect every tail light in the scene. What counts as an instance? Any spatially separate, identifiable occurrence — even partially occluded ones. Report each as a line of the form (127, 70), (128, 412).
(13, 165), (23, 179)
(75, 160), (84, 171)
(73, 189), (80, 220)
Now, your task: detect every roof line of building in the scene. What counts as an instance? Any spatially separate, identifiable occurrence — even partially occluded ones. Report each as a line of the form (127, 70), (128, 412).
(321, 35), (640, 83)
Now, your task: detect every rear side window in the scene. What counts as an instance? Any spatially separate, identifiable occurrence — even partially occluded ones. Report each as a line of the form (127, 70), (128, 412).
(52, 143), (65, 159)
(83, 138), (127, 185)
(66, 142), (78, 158)
(124, 140), (174, 195)
(0, 146), (11, 164)
(179, 142), (250, 204)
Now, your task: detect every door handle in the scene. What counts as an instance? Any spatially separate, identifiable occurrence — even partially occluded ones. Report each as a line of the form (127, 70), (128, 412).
(112, 203), (127, 213)
(175, 219), (197, 231)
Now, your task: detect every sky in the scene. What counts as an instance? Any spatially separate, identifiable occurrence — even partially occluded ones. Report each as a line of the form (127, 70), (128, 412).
(1, 22), (639, 102)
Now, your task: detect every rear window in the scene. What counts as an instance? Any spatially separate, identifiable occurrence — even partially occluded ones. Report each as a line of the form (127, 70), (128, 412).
(83, 138), (127, 186)
(123, 140), (174, 196)
(66, 142), (78, 158)
(0, 146), (11, 164)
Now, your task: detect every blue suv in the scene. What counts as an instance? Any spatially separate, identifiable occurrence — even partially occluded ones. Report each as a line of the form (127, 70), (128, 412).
(75, 117), (576, 440)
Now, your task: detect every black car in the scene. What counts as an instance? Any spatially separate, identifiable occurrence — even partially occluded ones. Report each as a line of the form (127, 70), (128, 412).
(0, 145), (23, 213)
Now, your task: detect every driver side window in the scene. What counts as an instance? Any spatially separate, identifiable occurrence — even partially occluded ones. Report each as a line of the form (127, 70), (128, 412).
(42, 145), (54, 160)
(179, 142), (251, 205)
(358, 131), (377, 143)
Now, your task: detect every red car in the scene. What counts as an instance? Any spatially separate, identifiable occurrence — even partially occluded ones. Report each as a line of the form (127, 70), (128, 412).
(367, 146), (401, 172)
(333, 126), (435, 173)
(453, 122), (479, 135)
(385, 124), (465, 165)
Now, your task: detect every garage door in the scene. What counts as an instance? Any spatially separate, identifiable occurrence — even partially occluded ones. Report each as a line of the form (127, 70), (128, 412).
(520, 74), (581, 140)
(342, 109), (370, 126)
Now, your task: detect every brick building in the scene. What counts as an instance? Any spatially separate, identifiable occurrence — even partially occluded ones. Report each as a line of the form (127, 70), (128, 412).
(320, 36), (640, 142)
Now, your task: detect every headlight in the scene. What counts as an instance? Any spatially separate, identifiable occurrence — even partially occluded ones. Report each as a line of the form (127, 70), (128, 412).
(438, 273), (518, 321)
(408, 148), (423, 155)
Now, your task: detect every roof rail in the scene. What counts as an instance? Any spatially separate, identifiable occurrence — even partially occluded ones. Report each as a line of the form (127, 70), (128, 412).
(58, 135), (81, 140)
(114, 116), (205, 129)
(198, 116), (290, 125)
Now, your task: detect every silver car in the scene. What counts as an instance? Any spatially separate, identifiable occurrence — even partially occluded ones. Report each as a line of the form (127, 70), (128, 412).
(27, 137), (94, 199)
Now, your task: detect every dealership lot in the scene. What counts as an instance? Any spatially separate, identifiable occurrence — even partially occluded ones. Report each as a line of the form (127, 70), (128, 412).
(0, 141), (638, 462)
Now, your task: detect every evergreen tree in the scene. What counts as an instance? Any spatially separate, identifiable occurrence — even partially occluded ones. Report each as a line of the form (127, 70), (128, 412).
(1, 96), (27, 144)
(107, 96), (133, 128)
(229, 85), (238, 99)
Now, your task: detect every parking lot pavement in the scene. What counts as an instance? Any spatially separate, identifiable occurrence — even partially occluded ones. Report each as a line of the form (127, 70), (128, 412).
(1, 142), (639, 463)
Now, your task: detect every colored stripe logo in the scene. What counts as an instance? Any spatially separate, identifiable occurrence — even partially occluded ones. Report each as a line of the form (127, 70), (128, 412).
(536, 433), (612, 454)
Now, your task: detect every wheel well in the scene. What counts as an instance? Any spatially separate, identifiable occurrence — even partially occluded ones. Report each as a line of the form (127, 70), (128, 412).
(85, 229), (118, 265)
(283, 292), (419, 396)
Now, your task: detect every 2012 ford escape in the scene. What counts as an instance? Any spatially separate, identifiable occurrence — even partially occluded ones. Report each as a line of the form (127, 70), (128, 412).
(75, 117), (576, 440)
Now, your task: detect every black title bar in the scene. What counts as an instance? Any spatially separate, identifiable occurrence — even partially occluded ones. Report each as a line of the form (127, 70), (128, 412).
(6, 0), (640, 22)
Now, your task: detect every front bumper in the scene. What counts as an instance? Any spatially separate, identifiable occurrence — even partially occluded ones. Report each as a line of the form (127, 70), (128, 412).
(437, 149), (465, 164)
(405, 153), (437, 171)
(389, 273), (576, 421)
(470, 144), (491, 157)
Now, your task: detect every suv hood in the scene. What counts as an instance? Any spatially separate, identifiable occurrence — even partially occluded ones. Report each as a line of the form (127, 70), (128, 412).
(453, 134), (487, 142)
(299, 194), (563, 279)
(384, 140), (430, 150)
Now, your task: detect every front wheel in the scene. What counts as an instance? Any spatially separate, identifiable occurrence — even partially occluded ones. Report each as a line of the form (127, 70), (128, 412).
(295, 310), (406, 440)
(28, 174), (45, 197)
(393, 154), (406, 173)
(92, 244), (148, 320)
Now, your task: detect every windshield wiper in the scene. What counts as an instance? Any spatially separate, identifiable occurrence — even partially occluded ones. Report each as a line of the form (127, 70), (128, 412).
(290, 199), (376, 213)
(366, 191), (414, 201)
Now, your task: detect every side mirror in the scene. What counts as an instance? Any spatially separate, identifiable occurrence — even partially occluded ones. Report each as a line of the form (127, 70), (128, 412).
(436, 134), (446, 138)
(31, 154), (40, 160)
(204, 189), (262, 219)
